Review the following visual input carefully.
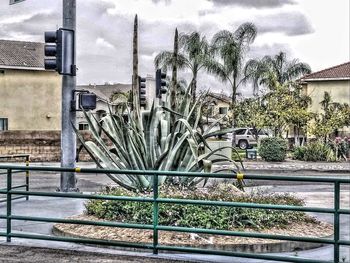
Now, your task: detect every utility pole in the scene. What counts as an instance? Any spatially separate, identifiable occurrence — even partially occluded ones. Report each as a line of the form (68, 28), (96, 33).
(61, 0), (76, 191)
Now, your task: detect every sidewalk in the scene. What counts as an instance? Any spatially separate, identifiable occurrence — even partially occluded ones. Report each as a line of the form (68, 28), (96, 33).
(1, 160), (349, 173)
(242, 160), (350, 173)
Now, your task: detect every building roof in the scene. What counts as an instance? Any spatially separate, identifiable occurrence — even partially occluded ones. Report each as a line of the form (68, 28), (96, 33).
(300, 61), (350, 81)
(0, 39), (45, 70)
(77, 83), (131, 102)
(207, 92), (231, 103)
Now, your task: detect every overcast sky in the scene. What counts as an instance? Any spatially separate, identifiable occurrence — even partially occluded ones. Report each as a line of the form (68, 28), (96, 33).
(1, 0), (349, 96)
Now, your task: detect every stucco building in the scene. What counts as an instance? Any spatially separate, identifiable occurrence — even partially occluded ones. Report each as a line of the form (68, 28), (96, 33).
(0, 40), (61, 131)
(300, 61), (350, 136)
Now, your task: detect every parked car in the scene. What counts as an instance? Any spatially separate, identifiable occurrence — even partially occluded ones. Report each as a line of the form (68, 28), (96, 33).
(227, 128), (269, 149)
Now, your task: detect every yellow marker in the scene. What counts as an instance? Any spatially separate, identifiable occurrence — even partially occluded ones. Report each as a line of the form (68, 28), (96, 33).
(236, 172), (244, 180)
(26, 161), (30, 177)
(75, 167), (81, 173)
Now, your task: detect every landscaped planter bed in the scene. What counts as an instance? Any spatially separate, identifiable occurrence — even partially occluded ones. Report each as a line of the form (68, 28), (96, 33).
(53, 215), (333, 253)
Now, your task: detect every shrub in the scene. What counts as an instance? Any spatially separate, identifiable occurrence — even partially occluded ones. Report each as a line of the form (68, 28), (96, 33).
(292, 146), (306, 160)
(304, 142), (335, 162)
(293, 141), (336, 162)
(258, 137), (288, 162)
(85, 185), (314, 230)
(330, 137), (350, 161)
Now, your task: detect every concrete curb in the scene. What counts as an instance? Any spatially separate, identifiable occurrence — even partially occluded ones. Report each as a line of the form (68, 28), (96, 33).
(52, 223), (332, 254)
(244, 169), (350, 174)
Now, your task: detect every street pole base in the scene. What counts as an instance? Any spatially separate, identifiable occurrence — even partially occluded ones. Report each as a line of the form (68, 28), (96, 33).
(56, 187), (80, 193)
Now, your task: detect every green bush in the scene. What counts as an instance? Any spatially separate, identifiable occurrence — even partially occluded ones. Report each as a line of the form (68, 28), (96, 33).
(85, 185), (314, 230)
(292, 146), (306, 160)
(293, 142), (336, 162)
(258, 137), (288, 162)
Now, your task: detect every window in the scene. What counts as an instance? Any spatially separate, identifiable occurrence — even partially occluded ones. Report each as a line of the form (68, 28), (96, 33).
(78, 123), (89, 131)
(235, 129), (246, 135)
(258, 130), (268, 135)
(219, 107), (228, 114)
(0, 118), (8, 131)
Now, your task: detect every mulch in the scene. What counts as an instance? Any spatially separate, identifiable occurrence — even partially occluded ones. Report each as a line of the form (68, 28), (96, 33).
(54, 215), (333, 247)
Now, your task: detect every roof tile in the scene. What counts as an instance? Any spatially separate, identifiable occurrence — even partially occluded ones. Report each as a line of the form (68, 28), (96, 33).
(0, 39), (44, 69)
(301, 61), (350, 80)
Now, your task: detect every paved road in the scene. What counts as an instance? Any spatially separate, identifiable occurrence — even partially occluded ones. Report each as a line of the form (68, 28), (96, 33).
(0, 163), (349, 262)
(0, 244), (191, 263)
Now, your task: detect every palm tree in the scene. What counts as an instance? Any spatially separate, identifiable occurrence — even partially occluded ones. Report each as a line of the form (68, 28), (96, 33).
(244, 51), (311, 91)
(155, 31), (213, 100)
(209, 23), (257, 104)
(208, 22), (257, 146)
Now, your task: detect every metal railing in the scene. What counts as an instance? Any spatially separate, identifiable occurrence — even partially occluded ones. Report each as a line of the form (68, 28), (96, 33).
(0, 165), (349, 263)
(0, 155), (30, 202)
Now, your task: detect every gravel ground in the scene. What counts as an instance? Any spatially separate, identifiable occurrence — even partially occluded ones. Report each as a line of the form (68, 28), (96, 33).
(0, 245), (189, 263)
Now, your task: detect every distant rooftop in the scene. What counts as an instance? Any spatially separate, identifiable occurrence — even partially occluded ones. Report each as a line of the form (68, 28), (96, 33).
(301, 61), (350, 81)
(208, 92), (231, 103)
(77, 83), (131, 101)
(0, 39), (44, 70)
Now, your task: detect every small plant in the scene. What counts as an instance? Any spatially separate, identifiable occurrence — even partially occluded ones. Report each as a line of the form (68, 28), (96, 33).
(85, 184), (315, 231)
(293, 141), (336, 162)
(258, 137), (288, 162)
(305, 141), (335, 162)
(329, 137), (350, 161)
(292, 146), (306, 160)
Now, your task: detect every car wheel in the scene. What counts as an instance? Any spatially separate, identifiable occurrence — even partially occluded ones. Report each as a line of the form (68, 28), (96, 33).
(238, 140), (248, 150)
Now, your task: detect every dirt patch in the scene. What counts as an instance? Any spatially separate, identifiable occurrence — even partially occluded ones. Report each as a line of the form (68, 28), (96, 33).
(53, 215), (333, 253)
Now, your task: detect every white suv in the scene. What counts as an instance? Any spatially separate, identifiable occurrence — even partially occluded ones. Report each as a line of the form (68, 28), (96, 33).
(233, 128), (269, 150)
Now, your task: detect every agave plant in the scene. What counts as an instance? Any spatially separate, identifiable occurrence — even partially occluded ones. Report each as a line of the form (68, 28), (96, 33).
(75, 84), (243, 192)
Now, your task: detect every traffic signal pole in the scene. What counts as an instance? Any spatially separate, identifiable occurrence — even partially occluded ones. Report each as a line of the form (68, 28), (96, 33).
(61, 0), (76, 191)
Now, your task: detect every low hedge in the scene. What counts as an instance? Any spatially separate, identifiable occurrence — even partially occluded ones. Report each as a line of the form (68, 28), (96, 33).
(258, 137), (288, 162)
(85, 184), (314, 230)
(292, 142), (335, 162)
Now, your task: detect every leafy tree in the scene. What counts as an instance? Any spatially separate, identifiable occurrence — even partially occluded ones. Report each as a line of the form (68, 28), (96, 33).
(236, 78), (312, 141)
(234, 97), (265, 139)
(310, 92), (350, 141)
(244, 51), (311, 91)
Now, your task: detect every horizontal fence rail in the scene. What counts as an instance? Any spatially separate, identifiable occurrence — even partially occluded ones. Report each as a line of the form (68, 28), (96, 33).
(0, 164), (349, 263)
(0, 156), (30, 203)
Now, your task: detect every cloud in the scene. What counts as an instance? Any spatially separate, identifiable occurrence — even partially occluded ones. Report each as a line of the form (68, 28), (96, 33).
(255, 12), (314, 36)
(152, 0), (171, 4)
(96, 38), (115, 49)
(0, 0), (328, 93)
(248, 43), (292, 59)
(0, 12), (60, 39)
(209, 0), (296, 8)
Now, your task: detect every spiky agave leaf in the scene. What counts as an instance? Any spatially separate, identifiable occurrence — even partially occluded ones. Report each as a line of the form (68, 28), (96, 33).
(76, 92), (243, 192)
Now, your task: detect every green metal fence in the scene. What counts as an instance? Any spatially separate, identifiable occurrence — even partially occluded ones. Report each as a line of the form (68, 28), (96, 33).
(0, 155), (30, 202)
(0, 165), (349, 263)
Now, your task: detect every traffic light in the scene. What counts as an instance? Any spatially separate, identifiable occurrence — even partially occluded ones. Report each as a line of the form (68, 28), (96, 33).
(139, 76), (147, 108)
(44, 28), (75, 76)
(79, 93), (97, 110)
(71, 90), (97, 111)
(156, 69), (167, 98)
